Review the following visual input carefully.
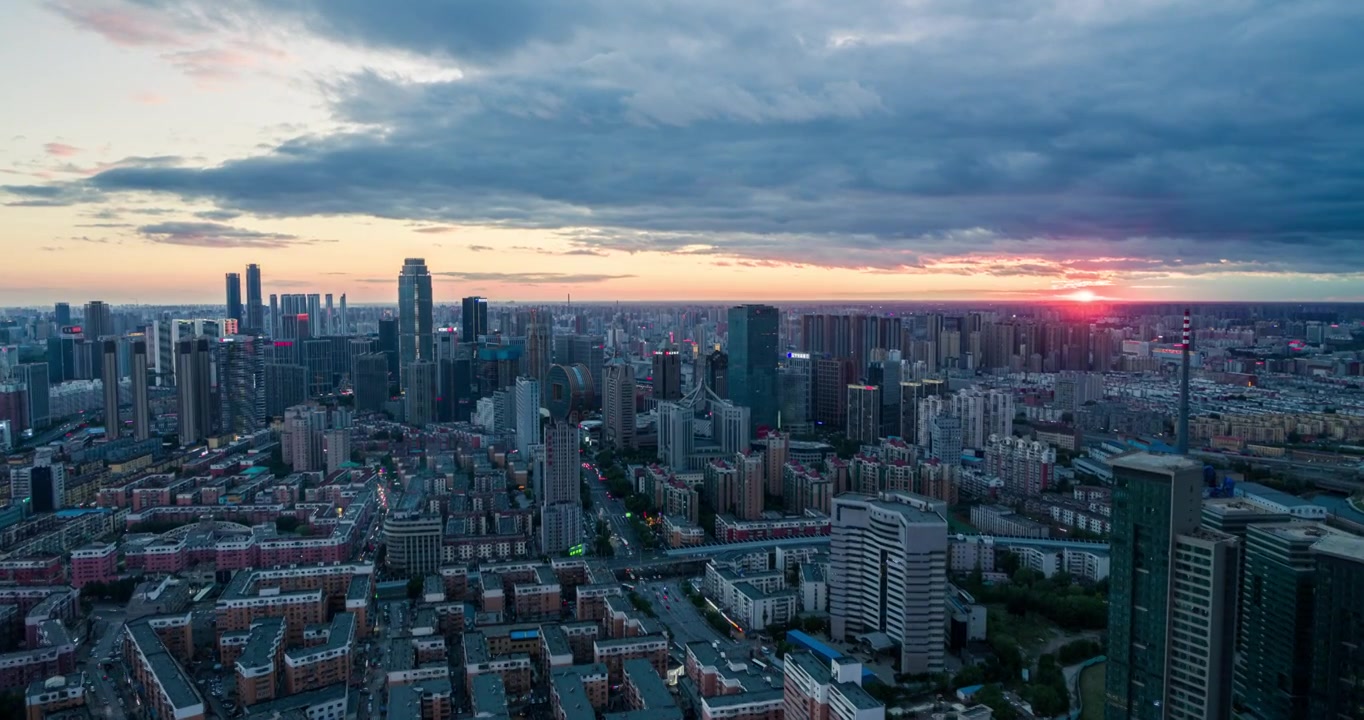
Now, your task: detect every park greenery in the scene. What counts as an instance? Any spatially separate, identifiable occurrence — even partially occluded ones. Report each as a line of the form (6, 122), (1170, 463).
(962, 564), (1109, 632)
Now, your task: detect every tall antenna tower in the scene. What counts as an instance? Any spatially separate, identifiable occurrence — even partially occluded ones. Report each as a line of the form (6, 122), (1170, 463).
(1177, 308), (1191, 454)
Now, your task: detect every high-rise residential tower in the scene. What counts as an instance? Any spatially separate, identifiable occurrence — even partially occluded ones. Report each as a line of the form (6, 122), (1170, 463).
(398, 259), (434, 381)
(225, 272), (243, 325)
(603, 362), (636, 450)
(728, 304), (779, 431)
(218, 336), (266, 435)
(715, 401), (751, 455)
(845, 384), (880, 444)
(131, 338), (150, 440)
(657, 401), (693, 470)
(830, 491), (948, 674)
(514, 377), (542, 458)
(245, 263), (264, 334)
(175, 338), (213, 445)
(101, 339), (120, 435)
(539, 422), (581, 554)
(1104, 453), (1205, 720)
(1165, 527), (1239, 720)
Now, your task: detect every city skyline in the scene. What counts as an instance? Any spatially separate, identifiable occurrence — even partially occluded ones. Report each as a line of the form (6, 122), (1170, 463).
(3, 1), (1364, 304)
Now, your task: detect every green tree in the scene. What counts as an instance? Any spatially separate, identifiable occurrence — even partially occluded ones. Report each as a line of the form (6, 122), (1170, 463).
(953, 664), (985, 689)
(406, 577), (423, 600)
(275, 516), (302, 533)
(975, 686), (1017, 720)
(268, 445), (292, 478)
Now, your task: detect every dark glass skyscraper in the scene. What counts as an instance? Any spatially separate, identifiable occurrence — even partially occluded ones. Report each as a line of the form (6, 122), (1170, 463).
(378, 318), (399, 378)
(245, 263), (264, 333)
(1310, 534), (1364, 718)
(727, 304), (779, 431)
(218, 335), (265, 435)
(1105, 453), (1204, 720)
(1236, 523), (1334, 719)
(461, 296), (488, 343)
(225, 272), (243, 325)
(54, 302), (70, 326)
(398, 258), (434, 382)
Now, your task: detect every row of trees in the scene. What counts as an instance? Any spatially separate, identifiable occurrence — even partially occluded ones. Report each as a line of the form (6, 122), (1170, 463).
(962, 566), (1109, 632)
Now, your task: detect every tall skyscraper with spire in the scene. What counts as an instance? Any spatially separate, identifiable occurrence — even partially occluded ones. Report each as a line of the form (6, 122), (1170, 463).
(245, 264), (264, 334)
(398, 258), (434, 383)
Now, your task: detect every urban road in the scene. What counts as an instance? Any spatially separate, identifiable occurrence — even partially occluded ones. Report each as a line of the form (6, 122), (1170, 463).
(81, 605), (129, 720)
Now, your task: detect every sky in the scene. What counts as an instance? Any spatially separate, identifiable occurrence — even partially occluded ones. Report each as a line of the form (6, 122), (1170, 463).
(2, 0), (1363, 305)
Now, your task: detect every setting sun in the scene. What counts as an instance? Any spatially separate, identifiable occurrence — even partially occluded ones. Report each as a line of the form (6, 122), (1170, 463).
(1067, 289), (1099, 302)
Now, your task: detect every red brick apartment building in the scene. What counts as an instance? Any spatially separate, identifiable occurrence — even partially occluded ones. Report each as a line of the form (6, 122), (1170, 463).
(24, 674), (86, 720)
(69, 543), (117, 588)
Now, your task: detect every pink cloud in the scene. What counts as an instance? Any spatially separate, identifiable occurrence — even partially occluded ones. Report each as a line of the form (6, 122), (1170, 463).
(133, 92), (167, 105)
(162, 48), (259, 84)
(44, 142), (81, 157)
(51, 1), (186, 47)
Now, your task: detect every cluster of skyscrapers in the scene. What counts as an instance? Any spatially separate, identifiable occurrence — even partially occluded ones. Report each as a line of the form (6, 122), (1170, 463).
(1102, 453), (1364, 719)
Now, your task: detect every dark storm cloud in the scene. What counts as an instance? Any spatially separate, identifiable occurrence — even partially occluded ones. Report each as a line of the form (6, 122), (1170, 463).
(36, 0), (1364, 275)
(194, 209), (241, 220)
(137, 221), (329, 248)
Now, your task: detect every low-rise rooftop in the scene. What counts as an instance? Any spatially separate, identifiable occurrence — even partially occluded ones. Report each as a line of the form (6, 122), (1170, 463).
(622, 658), (673, 709)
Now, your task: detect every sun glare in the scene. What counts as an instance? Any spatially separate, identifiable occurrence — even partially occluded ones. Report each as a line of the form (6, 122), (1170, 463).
(1067, 289), (1098, 302)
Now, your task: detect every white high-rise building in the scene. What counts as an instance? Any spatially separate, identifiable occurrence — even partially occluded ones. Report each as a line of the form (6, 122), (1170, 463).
(928, 414), (962, 465)
(657, 401), (693, 470)
(830, 491), (948, 674)
(324, 428), (351, 474)
(715, 401), (751, 455)
(603, 362), (636, 450)
(1165, 528), (1239, 720)
(539, 422), (581, 554)
(515, 377), (542, 458)
(917, 388), (1012, 450)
